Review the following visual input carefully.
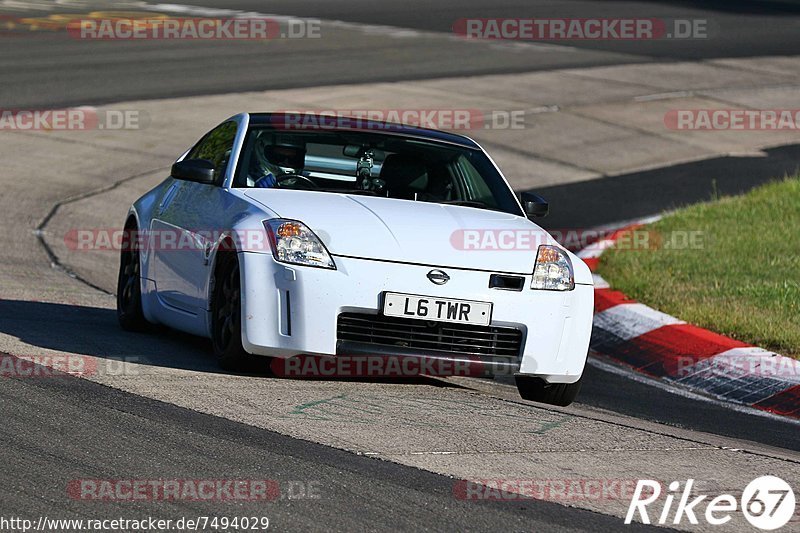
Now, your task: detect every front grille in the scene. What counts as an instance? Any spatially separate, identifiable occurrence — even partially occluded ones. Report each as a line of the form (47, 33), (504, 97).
(337, 312), (523, 358)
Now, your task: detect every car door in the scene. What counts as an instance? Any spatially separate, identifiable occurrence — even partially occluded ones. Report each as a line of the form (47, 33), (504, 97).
(151, 121), (239, 317)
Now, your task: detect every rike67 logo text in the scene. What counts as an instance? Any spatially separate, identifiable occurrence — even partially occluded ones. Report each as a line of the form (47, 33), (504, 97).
(626, 477), (795, 530)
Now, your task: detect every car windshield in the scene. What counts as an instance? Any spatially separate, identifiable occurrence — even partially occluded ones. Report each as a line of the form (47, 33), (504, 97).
(233, 127), (524, 216)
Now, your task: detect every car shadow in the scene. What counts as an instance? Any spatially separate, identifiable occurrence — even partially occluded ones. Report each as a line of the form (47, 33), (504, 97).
(0, 299), (220, 373)
(0, 299), (459, 387)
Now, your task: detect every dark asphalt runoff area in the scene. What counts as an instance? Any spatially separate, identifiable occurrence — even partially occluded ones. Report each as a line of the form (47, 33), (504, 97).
(0, 358), (658, 533)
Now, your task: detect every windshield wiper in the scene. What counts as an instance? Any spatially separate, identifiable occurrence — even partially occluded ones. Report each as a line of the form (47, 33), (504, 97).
(441, 200), (495, 210)
(317, 188), (377, 196)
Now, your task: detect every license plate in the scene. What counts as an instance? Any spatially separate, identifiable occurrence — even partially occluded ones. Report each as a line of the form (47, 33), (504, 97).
(383, 292), (492, 326)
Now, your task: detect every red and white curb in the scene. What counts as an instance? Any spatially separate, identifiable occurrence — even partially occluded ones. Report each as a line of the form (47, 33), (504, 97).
(576, 219), (800, 420)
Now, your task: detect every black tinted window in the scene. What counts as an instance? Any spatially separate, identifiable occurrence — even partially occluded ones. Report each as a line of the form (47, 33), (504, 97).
(187, 121), (238, 183)
(234, 127), (524, 216)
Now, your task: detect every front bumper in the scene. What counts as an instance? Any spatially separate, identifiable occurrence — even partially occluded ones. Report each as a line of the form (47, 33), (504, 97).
(238, 252), (594, 384)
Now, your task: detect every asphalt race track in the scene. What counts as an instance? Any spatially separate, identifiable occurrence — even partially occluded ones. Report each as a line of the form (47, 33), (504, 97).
(2, 0), (800, 107)
(4, 360), (660, 532)
(0, 1), (798, 531)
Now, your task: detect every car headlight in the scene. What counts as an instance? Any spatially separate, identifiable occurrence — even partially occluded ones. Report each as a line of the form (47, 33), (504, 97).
(264, 219), (336, 269)
(531, 245), (574, 291)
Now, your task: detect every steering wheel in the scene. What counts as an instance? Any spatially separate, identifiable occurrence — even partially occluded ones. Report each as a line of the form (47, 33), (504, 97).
(276, 174), (319, 190)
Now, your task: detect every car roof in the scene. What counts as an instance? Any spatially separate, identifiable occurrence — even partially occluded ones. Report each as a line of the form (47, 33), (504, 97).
(247, 112), (481, 149)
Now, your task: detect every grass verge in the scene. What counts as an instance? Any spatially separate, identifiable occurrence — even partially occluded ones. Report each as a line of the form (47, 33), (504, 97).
(597, 176), (800, 358)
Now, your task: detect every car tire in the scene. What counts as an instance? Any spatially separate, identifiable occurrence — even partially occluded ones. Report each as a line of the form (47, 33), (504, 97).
(116, 225), (150, 332)
(515, 375), (583, 406)
(211, 251), (251, 371)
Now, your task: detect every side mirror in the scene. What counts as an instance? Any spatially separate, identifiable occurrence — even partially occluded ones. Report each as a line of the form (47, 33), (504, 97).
(171, 159), (215, 184)
(521, 191), (549, 218)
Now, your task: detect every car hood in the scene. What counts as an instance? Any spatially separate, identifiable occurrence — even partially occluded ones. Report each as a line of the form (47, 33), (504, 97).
(243, 189), (558, 274)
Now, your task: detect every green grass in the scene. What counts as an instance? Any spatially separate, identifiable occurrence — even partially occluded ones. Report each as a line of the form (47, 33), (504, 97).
(597, 176), (800, 358)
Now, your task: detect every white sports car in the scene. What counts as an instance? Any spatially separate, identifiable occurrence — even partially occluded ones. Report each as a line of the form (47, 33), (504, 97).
(117, 113), (594, 405)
